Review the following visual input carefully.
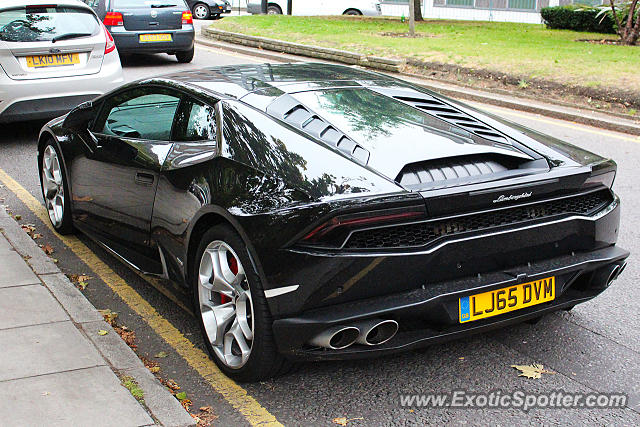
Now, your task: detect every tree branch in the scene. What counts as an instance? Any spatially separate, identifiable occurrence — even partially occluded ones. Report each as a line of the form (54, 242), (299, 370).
(609, 0), (623, 36)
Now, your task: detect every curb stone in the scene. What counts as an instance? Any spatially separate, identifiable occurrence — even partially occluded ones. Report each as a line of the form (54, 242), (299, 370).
(198, 29), (640, 136)
(0, 208), (195, 427)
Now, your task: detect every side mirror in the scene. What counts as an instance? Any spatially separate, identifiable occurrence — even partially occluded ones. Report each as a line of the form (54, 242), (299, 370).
(62, 101), (95, 132)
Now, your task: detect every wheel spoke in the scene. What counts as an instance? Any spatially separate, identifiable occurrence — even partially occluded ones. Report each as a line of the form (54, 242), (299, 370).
(224, 320), (251, 366)
(235, 291), (253, 341)
(210, 249), (237, 293)
(201, 301), (235, 346)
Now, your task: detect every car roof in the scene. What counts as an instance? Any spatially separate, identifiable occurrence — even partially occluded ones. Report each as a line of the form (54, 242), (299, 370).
(159, 63), (403, 101)
(0, 0), (92, 10)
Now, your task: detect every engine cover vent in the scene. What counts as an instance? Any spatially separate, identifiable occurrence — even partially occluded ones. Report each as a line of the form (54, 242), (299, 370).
(267, 95), (370, 164)
(392, 95), (509, 145)
(396, 155), (532, 190)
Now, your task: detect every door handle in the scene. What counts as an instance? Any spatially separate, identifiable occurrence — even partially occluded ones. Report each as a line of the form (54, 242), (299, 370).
(135, 172), (154, 186)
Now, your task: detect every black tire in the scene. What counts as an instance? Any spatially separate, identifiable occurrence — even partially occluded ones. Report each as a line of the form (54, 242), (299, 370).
(192, 3), (210, 20)
(38, 139), (74, 235)
(176, 47), (195, 63)
(343, 8), (362, 15)
(267, 4), (283, 14)
(192, 225), (291, 382)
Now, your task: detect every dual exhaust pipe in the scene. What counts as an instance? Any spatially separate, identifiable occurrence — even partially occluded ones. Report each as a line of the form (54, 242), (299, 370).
(592, 262), (627, 290)
(309, 319), (399, 350)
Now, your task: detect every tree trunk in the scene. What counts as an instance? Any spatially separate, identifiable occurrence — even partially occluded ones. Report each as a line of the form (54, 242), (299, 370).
(414, 0), (424, 21)
(409, 0), (415, 36)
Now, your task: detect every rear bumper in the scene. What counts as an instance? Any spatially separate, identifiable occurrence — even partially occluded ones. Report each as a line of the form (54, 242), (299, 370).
(0, 55), (123, 123)
(110, 27), (195, 54)
(273, 245), (629, 360)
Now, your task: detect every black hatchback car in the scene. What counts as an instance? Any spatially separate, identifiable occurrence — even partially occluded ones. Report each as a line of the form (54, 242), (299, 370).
(186, 0), (231, 20)
(84, 0), (195, 62)
(39, 63), (628, 381)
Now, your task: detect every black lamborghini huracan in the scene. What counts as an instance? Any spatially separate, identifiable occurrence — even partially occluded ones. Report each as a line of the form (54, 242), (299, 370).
(38, 63), (628, 381)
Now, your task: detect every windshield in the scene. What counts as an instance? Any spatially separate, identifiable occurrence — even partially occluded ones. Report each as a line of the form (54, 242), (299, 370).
(0, 7), (99, 43)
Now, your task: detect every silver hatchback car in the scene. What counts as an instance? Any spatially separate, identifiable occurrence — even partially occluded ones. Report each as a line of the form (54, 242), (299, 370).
(0, 0), (124, 123)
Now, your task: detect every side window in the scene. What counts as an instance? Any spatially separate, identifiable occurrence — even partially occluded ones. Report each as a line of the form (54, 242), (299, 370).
(174, 98), (217, 142)
(94, 88), (180, 141)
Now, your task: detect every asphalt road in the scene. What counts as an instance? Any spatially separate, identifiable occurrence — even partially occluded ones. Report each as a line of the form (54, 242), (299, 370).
(0, 42), (639, 426)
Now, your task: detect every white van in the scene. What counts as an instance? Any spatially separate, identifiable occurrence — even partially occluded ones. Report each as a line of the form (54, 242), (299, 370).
(246, 0), (382, 16)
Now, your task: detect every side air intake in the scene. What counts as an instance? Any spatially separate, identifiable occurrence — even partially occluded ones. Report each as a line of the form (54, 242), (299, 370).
(267, 95), (370, 164)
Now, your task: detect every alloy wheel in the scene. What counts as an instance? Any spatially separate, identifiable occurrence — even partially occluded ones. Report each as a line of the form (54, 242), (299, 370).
(198, 240), (254, 369)
(193, 4), (209, 19)
(42, 145), (65, 229)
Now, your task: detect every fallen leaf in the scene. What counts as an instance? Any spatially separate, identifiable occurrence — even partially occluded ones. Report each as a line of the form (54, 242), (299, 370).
(511, 363), (555, 379)
(199, 406), (212, 412)
(149, 366), (160, 373)
(77, 274), (91, 282)
(176, 391), (187, 401)
(99, 309), (118, 325)
(42, 244), (54, 255)
(97, 330), (108, 336)
(77, 281), (88, 290)
(32, 233), (43, 239)
(155, 351), (169, 358)
(333, 418), (348, 426)
(14, 214), (21, 220)
(164, 379), (180, 391)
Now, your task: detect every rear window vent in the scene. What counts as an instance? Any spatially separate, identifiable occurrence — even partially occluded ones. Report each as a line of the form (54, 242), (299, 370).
(396, 155), (524, 190)
(393, 95), (509, 145)
(267, 96), (370, 164)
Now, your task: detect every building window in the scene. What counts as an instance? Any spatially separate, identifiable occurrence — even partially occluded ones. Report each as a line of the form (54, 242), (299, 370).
(446, 0), (475, 6)
(508, 0), (536, 8)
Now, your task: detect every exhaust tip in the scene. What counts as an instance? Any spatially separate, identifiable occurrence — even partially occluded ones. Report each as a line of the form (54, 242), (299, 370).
(607, 264), (621, 286)
(355, 319), (399, 346)
(616, 262), (627, 279)
(309, 326), (359, 350)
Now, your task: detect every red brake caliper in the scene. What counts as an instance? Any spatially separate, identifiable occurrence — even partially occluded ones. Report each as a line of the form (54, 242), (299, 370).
(220, 253), (238, 304)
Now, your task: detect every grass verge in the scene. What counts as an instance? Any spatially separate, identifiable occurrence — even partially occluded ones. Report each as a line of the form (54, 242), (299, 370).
(211, 15), (639, 95)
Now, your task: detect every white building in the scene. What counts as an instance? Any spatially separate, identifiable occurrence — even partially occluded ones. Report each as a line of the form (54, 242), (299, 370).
(380, 0), (600, 24)
(231, 0), (601, 24)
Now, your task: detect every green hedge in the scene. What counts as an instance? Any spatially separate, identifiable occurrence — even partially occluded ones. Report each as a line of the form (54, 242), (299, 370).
(541, 5), (615, 34)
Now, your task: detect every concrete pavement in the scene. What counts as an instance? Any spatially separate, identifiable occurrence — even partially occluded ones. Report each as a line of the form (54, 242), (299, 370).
(0, 208), (194, 427)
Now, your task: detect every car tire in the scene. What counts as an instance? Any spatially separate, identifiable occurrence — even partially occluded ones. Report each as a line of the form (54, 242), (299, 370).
(39, 140), (74, 235)
(192, 3), (210, 20)
(267, 4), (283, 14)
(192, 225), (292, 382)
(343, 8), (363, 15)
(176, 47), (195, 63)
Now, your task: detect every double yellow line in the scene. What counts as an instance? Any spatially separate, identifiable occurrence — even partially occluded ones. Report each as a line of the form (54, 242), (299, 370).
(0, 168), (282, 427)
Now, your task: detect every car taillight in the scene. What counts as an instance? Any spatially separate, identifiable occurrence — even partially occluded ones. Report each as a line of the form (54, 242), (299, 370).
(301, 206), (426, 247)
(104, 11), (124, 26)
(103, 24), (116, 54)
(182, 10), (193, 24)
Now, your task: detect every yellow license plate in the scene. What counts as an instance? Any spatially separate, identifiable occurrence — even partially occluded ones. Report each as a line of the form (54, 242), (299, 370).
(139, 33), (172, 43)
(26, 53), (80, 68)
(459, 276), (555, 323)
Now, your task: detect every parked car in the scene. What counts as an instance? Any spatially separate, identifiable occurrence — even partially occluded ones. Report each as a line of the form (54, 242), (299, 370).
(39, 63), (628, 381)
(85, 0), (195, 63)
(247, 0), (382, 16)
(0, 0), (123, 123)
(186, 0), (231, 20)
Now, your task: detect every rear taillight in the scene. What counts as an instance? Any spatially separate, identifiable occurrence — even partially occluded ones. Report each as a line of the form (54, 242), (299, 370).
(301, 206), (426, 247)
(103, 11), (124, 26)
(103, 24), (116, 54)
(182, 10), (193, 24)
